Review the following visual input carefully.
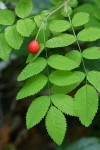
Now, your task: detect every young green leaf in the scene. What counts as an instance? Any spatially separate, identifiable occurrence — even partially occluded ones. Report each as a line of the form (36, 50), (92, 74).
(77, 27), (100, 42)
(49, 20), (70, 33)
(5, 25), (23, 50)
(48, 54), (79, 71)
(65, 50), (82, 66)
(0, 9), (15, 25)
(74, 84), (99, 127)
(16, 18), (36, 37)
(26, 96), (50, 129)
(87, 71), (100, 91)
(72, 12), (89, 27)
(46, 34), (76, 48)
(69, 0), (78, 8)
(15, 0), (33, 18)
(51, 82), (81, 95)
(0, 33), (11, 61)
(49, 71), (85, 86)
(26, 44), (44, 63)
(46, 106), (66, 145)
(51, 94), (76, 116)
(18, 57), (47, 81)
(82, 47), (100, 59)
(17, 74), (48, 100)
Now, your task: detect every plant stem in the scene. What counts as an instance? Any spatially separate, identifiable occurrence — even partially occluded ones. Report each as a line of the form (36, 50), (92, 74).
(35, 0), (72, 40)
(68, 14), (88, 78)
(42, 27), (51, 97)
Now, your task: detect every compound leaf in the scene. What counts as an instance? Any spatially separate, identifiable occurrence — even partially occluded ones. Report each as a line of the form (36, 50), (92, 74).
(51, 94), (76, 116)
(49, 71), (85, 86)
(5, 25), (23, 50)
(15, 0), (33, 18)
(66, 50), (82, 66)
(26, 96), (50, 129)
(48, 54), (79, 71)
(17, 74), (48, 100)
(46, 34), (76, 48)
(49, 20), (70, 33)
(51, 82), (81, 95)
(46, 106), (66, 145)
(77, 27), (100, 42)
(74, 84), (99, 127)
(18, 57), (47, 81)
(87, 71), (100, 91)
(0, 9), (15, 25)
(0, 33), (11, 61)
(16, 18), (36, 37)
(83, 47), (100, 59)
(72, 12), (89, 27)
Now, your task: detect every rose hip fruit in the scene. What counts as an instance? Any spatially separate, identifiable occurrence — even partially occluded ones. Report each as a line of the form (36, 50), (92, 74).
(28, 40), (40, 54)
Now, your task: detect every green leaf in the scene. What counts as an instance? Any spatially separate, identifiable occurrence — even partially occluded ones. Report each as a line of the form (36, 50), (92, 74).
(74, 84), (99, 127)
(51, 94), (76, 116)
(5, 25), (23, 50)
(0, 9), (15, 25)
(51, 83), (81, 95)
(66, 50), (82, 66)
(49, 71), (85, 86)
(0, 33), (11, 61)
(87, 71), (100, 91)
(77, 27), (100, 42)
(18, 57), (47, 81)
(26, 44), (44, 63)
(72, 12), (89, 27)
(83, 47), (100, 59)
(46, 34), (76, 48)
(46, 106), (66, 145)
(17, 74), (48, 100)
(85, 15), (100, 28)
(26, 96), (50, 129)
(48, 54), (79, 71)
(15, 0), (33, 18)
(69, 0), (78, 8)
(34, 14), (47, 27)
(49, 20), (70, 33)
(16, 18), (36, 37)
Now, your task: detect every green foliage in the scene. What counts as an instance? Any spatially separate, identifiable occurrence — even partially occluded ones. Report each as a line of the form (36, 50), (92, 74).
(65, 50), (81, 66)
(0, 9), (15, 25)
(18, 57), (47, 81)
(83, 47), (100, 59)
(0, 33), (11, 60)
(0, 0), (100, 146)
(51, 94), (76, 116)
(74, 84), (99, 127)
(16, 18), (36, 37)
(72, 12), (89, 27)
(17, 74), (48, 100)
(51, 83), (80, 95)
(26, 96), (50, 129)
(77, 27), (100, 42)
(49, 20), (70, 33)
(5, 25), (23, 50)
(46, 106), (66, 145)
(49, 71), (85, 86)
(87, 71), (100, 91)
(15, 0), (33, 18)
(48, 54), (80, 71)
(46, 34), (76, 48)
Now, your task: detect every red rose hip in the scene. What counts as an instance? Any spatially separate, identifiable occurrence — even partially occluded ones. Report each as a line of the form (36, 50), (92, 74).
(28, 40), (40, 54)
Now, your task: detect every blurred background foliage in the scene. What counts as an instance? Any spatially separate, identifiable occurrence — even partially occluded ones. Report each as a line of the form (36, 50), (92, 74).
(0, 0), (100, 150)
